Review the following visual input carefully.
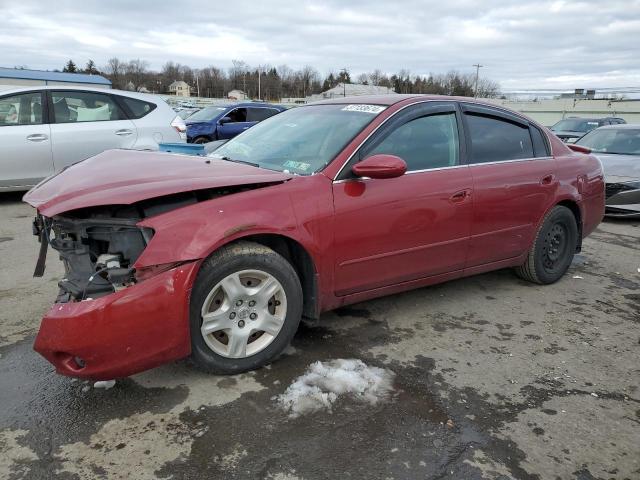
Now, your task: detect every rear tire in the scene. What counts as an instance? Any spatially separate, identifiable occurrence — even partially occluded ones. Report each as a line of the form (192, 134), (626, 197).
(515, 206), (578, 284)
(189, 241), (303, 374)
(192, 136), (210, 144)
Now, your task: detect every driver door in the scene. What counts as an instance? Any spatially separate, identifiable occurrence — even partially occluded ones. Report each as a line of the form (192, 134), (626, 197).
(332, 102), (473, 296)
(217, 107), (252, 139)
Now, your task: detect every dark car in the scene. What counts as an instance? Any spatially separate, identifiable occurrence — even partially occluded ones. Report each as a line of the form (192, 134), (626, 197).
(575, 124), (640, 217)
(24, 95), (604, 379)
(186, 102), (286, 143)
(550, 116), (626, 143)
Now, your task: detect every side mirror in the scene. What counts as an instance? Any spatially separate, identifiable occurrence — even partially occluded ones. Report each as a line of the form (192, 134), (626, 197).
(219, 116), (232, 125)
(352, 154), (407, 179)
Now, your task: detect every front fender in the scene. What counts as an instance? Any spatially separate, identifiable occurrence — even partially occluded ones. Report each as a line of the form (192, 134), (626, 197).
(133, 176), (332, 272)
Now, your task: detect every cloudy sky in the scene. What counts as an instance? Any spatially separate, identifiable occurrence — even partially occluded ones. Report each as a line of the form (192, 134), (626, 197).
(1, 0), (639, 92)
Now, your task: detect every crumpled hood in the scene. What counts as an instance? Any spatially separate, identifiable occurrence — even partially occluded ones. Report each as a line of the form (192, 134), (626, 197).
(24, 149), (292, 217)
(595, 153), (640, 183)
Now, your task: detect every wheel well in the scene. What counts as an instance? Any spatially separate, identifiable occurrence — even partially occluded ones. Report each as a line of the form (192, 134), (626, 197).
(557, 200), (583, 252)
(233, 234), (319, 320)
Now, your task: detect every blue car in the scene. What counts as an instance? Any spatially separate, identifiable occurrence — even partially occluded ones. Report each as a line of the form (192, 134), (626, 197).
(186, 102), (286, 144)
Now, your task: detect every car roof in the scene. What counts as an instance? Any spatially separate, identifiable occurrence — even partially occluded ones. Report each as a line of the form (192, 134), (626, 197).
(564, 116), (624, 121)
(0, 85), (164, 102)
(307, 93), (521, 107)
(592, 123), (640, 130)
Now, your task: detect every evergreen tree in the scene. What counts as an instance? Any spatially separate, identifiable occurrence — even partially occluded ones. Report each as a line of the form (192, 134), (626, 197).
(85, 59), (98, 74)
(62, 60), (77, 73)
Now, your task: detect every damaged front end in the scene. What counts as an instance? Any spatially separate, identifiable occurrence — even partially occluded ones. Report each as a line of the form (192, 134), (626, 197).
(33, 212), (153, 303)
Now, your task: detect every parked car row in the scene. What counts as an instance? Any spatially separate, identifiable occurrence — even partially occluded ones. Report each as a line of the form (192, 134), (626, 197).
(0, 86), (186, 191)
(24, 94), (608, 379)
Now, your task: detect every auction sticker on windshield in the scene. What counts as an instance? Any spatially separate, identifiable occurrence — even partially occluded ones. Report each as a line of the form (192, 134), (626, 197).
(341, 104), (386, 114)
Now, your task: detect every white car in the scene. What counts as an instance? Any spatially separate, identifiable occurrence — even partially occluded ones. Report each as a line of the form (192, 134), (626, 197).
(0, 86), (187, 191)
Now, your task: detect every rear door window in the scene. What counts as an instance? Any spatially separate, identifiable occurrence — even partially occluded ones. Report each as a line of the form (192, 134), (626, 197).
(0, 92), (44, 126)
(247, 107), (280, 122)
(464, 113), (534, 163)
(50, 91), (127, 123)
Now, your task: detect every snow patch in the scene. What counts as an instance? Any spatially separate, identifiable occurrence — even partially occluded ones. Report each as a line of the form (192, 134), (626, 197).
(275, 359), (394, 417)
(93, 380), (116, 389)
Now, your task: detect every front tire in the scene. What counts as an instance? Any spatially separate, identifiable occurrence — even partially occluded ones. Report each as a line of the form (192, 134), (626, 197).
(192, 136), (210, 144)
(190, 241), (302, 374)
(515, 205), (578, 284)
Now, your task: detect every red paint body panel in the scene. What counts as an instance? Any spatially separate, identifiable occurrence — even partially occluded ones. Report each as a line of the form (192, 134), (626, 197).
(25, 94), (606, 379)
(467, 157), (558, 266)
(332, 167), (473, 295)
(33, 262), (199, 379)
(23, 149), (292, 217)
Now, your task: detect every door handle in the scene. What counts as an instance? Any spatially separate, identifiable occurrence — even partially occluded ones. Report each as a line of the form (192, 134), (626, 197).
(242, 127), (249, 130)
(449, 189), (471, 203)
(26, 134), (48, 142)
(540, 174), (555, 185)
(115, 129), (134, 136)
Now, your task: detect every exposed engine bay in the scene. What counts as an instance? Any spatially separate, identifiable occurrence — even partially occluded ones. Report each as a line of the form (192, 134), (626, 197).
(32, 186), (272, 303)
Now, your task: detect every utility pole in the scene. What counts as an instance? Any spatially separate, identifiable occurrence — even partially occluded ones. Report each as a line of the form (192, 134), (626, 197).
(258, 66), (261, 100)
(196, 74), (200, 98)
(340, 67), (349, 97)
(473, 63), (483, 98)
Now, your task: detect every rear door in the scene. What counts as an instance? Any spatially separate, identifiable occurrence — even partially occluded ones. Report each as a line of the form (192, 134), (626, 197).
(0, 90), (53, 188)
(216, 107), (251, 139)
(332, 102), (473, 295)
(47, 90), (138, 170)
(461, 104), (557, 267)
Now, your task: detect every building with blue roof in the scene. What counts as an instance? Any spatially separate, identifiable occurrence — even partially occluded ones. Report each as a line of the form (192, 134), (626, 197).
(0, 67), (112, 91)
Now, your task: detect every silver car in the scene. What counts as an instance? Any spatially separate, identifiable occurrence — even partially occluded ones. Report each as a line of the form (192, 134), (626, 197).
(0, 86), (187, 191)
(575, 124), (640, 217)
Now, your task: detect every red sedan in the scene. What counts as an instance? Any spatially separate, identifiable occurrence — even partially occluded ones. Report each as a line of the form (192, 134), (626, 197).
(24, 95), (605, 379)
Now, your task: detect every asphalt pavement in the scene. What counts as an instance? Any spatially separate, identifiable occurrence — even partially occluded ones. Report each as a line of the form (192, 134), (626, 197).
(1, 192), (638, 480)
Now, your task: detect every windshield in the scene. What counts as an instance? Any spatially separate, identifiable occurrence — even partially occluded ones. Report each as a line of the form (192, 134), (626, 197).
(209, 104), (386, 174)
(551, 119), (600, 133)
(187, 106), (228, 122)
(576, 128), (640, 155)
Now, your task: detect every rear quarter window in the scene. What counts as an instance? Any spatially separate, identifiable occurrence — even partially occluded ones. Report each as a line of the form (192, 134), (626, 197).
(119, 96), (157, 119)
(530, 125), (550, 157)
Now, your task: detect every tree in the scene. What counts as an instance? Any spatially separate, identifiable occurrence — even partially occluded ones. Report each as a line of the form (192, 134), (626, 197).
(85, 59), (98, 75)
(62, 60), (77, 73)
(336, 69), (351, 84)
(356, 73), (369, 85)
(125, 59), (149, 91)
(103, 58), (124, 88)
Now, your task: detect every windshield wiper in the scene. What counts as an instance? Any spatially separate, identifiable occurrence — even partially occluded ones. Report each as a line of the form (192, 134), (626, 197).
(219, 156), (260, 168)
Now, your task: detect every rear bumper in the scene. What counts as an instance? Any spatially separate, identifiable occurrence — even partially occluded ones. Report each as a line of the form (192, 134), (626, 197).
(34, 261), (200, 380)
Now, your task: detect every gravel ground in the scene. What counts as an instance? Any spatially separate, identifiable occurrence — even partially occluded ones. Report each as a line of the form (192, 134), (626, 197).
(0, 192), (638, 480)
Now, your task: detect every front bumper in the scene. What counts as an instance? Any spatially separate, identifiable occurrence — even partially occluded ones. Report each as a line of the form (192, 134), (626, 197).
(34, 261), (200, 380)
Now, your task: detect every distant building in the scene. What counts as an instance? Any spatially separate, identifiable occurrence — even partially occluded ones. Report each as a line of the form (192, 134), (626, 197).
(308, 83), (396, 101)
(168, 80), (191, 97)
(228, 89), (248, 100)
(0, 67), (111, 91)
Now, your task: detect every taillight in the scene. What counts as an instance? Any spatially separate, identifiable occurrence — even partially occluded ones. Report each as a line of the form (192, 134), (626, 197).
(171, 115), (187, 134)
